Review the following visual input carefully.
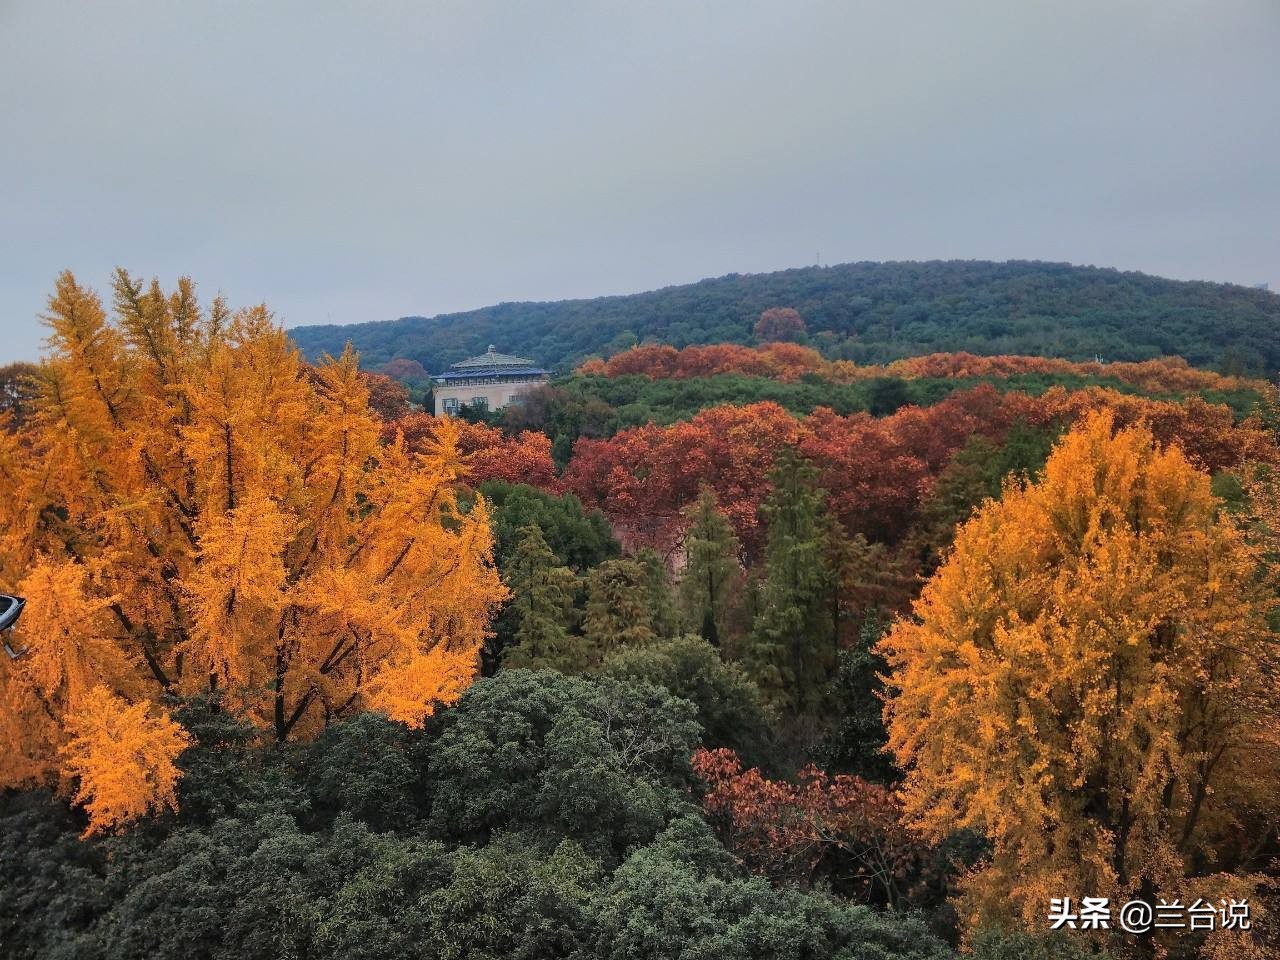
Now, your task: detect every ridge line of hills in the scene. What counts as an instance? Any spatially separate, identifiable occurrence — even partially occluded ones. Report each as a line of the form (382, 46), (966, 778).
(287, 259), (1279, 378)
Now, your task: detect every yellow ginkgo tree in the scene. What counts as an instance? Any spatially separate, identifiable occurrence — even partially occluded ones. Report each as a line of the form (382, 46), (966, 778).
(0, 270), (505, 833)
(879, 410), (1280, 937)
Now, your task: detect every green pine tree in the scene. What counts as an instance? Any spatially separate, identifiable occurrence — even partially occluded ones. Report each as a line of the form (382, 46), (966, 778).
(743, 448), (838, 714)
(500, 524), (586, 672)
(815, 616), (898, 782)
(636, 548), (682, 641)
(582, 558), (657, 658)
(676, 488), (742, 648)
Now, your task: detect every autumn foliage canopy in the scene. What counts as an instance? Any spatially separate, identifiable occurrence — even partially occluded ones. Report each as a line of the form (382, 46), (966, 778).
(563, 387), (1277, 555)
(0, 271), (504, 833)
(579, 342), (1265, 395)
(381, 412), (560, 491)
(694, 746), (942, 910)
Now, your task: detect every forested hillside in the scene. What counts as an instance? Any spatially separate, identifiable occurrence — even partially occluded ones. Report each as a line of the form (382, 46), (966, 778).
(288, 260), (1280, 375)
(6, 273), (1279, 960)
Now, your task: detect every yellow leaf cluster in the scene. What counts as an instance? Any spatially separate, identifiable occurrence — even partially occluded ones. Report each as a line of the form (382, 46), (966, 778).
(363, 643), (478, 728)
(59, 685), (191, 836)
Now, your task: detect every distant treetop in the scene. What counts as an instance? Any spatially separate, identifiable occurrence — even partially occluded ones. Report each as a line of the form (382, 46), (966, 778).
(379, 357), (428, 381)
(753, 307), (807, 343)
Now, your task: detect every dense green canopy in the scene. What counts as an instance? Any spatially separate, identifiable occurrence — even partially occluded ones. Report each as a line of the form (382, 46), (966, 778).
(0, 672), (977, 960)
(289, 260), (1280, 375)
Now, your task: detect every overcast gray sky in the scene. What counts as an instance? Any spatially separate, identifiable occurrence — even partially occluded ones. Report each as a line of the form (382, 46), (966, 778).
(1, 0), (1277, 362)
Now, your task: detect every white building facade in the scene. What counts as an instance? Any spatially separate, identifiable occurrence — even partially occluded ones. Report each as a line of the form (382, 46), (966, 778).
(432, 345), (550, 417)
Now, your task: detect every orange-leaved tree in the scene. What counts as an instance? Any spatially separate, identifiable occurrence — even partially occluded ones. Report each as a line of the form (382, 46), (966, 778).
(693, 747), (941, 909)
(878, 410), (1279, 936)
(0, 271), (505, 833)
(753, 307), (806, 343)
(383, 412), (560, 491)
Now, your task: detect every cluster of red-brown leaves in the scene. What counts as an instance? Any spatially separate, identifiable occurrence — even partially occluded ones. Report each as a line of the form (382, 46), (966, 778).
(580, 344), (1263, 395)
(693, 748), (943, 909)
(381, 413), (560, 490)
(578, 342), (831, 382)
(882, 351), (1260, 393)
(561, 385), (1277, 555)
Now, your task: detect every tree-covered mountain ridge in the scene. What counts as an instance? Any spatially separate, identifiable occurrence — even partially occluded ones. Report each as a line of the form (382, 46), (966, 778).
(287, 259), (1280, 376)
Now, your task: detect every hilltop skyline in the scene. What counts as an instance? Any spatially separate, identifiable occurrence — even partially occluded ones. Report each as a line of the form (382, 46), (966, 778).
(3, 0), (1278, 361)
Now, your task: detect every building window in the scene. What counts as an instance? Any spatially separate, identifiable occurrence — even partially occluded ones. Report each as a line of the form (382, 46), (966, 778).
(442, 398), (459, 414)
(469, 396), (488, 412)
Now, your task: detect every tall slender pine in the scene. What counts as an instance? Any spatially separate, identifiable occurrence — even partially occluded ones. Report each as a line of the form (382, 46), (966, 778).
(582, 557), (657, 658)
(501, 524), (585, 672)
(743, 449), (838, 714)
(677, 487), (742, 648)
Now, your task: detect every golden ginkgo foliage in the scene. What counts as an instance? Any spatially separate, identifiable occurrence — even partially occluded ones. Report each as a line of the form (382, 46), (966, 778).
(0, 270), (505, 832)
(878, 411), (1280, 932)
(60, 686), (191, 837)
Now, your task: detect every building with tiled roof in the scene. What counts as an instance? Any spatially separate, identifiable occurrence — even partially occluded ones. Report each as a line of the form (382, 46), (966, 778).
(431, 345), (550, 417)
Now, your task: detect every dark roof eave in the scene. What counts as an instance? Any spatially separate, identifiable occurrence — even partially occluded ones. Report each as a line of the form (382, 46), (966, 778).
(433, 369), (551, 382)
